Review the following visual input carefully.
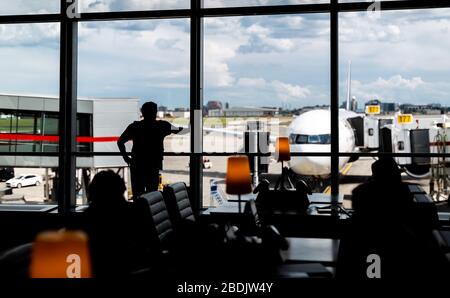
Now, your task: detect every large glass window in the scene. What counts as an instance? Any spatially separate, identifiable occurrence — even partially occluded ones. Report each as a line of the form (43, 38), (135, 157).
(0, 1), (448, 214)
(204, 0), (329, 8)
(79, 0), (190, 12)
(77, 19), (191, 199)
(0, 0), (59, 15)
(203, 14), (330, 206)
(338, 8), (450, 209)
(0, 23), (59, 205)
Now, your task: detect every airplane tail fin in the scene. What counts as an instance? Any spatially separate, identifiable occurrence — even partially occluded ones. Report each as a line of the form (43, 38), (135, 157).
(346, 60), (352, 111)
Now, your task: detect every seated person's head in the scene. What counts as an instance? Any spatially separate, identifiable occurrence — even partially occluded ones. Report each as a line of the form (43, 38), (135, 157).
(352, 158), (413, 217)
(87, 170), (127, 207)
(141, 101), (157, 121)
(371, 157), (401, 184)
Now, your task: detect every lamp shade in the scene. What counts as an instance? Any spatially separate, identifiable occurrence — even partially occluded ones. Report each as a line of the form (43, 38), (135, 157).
(30, 230), (92, 278)
(226, 156), (252, 195)
(276, 137), (291, 162)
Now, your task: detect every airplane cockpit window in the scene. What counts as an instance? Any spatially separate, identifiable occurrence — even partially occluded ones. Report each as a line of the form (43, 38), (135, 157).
(290, 134), (331, 145)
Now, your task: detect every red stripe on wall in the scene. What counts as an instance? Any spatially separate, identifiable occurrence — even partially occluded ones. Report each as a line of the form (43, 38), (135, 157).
(0, 134), (119, 143)
(76, 136), (119, 143)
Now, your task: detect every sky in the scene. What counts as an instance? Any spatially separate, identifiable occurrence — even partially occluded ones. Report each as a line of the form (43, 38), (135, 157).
(0, 1), (449, 109)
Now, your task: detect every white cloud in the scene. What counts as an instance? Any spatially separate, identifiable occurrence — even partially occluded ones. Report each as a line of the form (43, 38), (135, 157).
(204, 17), (248, 87)
(340, 10), (450, 73)
(80, 0), (187, 12)
(272, 80), (310, 101)
(0, 0), (59, 14)
(76, 19), (191, 101)
(371, 75), (425, 90)
(0, 23), (59, 47)
(340, 13), (402, 43)
(204, 0), (325, 7)
(236, 77), (310, 102)
(237, 77), (266, 88)
(351, 75), (427, 102)
(282, 16), (304, 29)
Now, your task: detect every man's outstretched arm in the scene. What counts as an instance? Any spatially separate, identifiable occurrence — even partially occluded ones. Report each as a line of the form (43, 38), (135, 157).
(169, 123), (184, 134)
(117, 125), (133, 165)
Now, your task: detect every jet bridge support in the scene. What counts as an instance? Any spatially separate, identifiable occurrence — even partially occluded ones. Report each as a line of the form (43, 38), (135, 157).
(244, 121), (270, 186)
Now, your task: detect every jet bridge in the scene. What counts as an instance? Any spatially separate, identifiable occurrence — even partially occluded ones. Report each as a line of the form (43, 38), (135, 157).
(376, 113), (450, 201)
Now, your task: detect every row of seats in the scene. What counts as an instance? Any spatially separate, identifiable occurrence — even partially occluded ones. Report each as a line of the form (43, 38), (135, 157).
(136, 183), (333, 279)
(135, 182), (195, 251)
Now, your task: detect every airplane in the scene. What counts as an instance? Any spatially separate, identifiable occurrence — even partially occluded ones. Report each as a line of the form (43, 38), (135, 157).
(287, 108), (358, 178)
(285, 61), (361, 178)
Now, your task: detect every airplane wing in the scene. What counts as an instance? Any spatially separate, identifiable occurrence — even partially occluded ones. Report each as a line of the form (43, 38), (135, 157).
(174, 124), (279, 143)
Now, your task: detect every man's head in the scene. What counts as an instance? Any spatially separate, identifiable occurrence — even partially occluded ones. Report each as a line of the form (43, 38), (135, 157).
(141, 101), (157, 121)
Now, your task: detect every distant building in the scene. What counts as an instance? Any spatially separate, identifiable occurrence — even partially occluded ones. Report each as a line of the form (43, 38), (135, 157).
(350, 97), (358, 112)
(206, 100), (223, 111)
(158, 105), (168, 112)
(365, 99), (398, 114)
(208, 106), (279, 117)
(400, 103), (445, 115)
(172, 111), (190, 118)
(366, 99), (381, 106)
(157, 111), (174, 118)
(381, 102), (397, 113)
(174, 107), (188, 112)
(340, 96), (358, 112)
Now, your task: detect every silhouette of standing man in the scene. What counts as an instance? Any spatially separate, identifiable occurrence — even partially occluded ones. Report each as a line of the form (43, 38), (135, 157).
(118, 101), (183, 198)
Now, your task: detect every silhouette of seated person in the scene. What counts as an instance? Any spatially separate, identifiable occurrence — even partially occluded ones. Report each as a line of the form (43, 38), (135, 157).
(337, 157), (438, 278)
(83, 170), (146, 277)
(117, 101), (182, 198)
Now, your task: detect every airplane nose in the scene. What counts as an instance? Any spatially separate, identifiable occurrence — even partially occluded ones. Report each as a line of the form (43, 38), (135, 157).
(289, 155), (331, 176)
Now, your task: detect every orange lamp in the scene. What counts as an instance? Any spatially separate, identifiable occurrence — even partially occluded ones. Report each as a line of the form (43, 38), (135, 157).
(274, 137), (294, 190)
(30, 230), (92, 278)
(226, 156), (252, 195)
(226, 156), (252, 214)
(276, 137), (291, 162)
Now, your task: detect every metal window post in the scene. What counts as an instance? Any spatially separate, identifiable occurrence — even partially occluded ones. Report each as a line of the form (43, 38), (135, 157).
(330, 0), (340, 204)
(190, 0), (204, 214)
(58, 0), (78, 213)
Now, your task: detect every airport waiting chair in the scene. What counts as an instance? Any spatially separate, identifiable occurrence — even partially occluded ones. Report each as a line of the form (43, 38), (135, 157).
(163, 182), (195, 227)
(0, 243), (32, 278)
(135, 191), (174, 252)
(432, 229), (450, 253)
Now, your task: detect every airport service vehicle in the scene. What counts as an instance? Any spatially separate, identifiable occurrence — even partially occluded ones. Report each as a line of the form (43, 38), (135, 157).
(0, 167), (14, 181)
(6, 174), (42, 188)
(203, 158), (212, 169)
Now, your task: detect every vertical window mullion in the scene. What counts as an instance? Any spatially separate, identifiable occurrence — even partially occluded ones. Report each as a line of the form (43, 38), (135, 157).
(58, 0), (78, 213)
(330, 0), (339, 204)
(190, 0), (203, 214)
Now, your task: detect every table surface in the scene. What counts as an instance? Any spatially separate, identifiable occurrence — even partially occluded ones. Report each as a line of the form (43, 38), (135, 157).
(204, 201), (347, 218)
(282, 237), (340, 265)
(408, 184), (426, 194)
(207, 201), (247, 214)
(227, 192), (343, 204)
